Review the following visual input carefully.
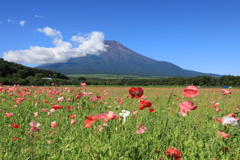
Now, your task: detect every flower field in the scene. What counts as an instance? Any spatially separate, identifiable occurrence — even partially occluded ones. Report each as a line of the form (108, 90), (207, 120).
(0, 84), (239, 160)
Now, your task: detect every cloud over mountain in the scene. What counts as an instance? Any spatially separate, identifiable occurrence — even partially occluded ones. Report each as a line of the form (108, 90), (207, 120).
(3, 27), (107, 64)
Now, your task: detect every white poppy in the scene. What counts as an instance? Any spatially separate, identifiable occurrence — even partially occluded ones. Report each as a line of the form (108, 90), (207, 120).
(222, 116), (239, 127)
(119, 110), (130, 124)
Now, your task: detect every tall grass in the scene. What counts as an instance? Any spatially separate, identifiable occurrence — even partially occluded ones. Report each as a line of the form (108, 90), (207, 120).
(0, 85), (239, 159)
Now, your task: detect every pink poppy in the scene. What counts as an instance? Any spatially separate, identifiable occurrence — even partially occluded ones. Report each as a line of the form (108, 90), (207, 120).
(29, 121), (40, 132)
(136, 123), (147, 134)
(80, 83), (87, 87)
(40, 108), (48, 112)
(183, 85), (199, 98)
(215, 131), (230, 139)
(6, 113), (13, 117)
(51, 121), (58, 129)
(179, 101), (197, 115)
(129, 87), (144, 99)
(71, 119), (77, 124)
(222, 89), (231, 95)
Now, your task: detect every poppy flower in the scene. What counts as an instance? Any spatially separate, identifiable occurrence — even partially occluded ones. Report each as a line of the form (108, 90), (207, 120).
(165, 147), (182, 160)
(29, 121), (40, 132)
(80, 83), (87, 87)
(148, 108), (155, 113)
(119, 110), (130, 124)
(51, 121), (58, 128)
(12, 137), (18, 140)
(71, 119), (77, 124)
(129, 87), (144, 98)
(138, 100), (152, 110)
(136, 123), (147, 134)
(179, 101), (197, 116)
(51, 105), (62, 110)
(183, 85), (199, 98)
(222, 116), (239, 127)
(215, 131), (230, 139)
(11, 123), (20, 128)
(6, 113), (13, 117)
(69, 114), (76, 119)
(212, 103), (220, 107)
(222, 89), (231, 95)
(75, 93), (83, 99)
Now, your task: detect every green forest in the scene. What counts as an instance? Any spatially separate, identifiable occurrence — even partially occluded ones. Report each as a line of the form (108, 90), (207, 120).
(0, 58), (239, 87)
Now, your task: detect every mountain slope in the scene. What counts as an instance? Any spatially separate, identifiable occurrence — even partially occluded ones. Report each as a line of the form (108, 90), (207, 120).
(36, 40), (222, 77)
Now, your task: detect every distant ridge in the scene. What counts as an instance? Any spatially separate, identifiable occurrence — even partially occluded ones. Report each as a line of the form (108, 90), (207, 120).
(36, 40), (222, 78)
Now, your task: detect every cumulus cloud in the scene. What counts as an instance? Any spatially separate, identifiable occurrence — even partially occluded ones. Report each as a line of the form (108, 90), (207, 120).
(3, 27), (108, 64)
(19, 20), (25, 26)
(35, 15), (44, 19)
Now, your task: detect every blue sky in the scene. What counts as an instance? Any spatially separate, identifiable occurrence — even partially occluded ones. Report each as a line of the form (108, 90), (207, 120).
(1, 0), (240, 76)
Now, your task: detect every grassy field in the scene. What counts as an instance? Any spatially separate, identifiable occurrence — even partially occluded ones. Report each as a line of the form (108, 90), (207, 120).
(67, 74), (168, 79)
(0, 85), (239, 159)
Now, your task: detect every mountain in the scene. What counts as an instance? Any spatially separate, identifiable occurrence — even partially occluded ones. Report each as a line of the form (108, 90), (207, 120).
(36, 40), (222, 77)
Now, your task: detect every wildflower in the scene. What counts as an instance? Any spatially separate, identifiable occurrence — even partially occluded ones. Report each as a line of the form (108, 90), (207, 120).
(40, 108), (48, 112)
(222, 116), (239, 127)
(136, 123), (147, 134)
(129, 87), (144, 98)
(148, 108), (155, 113)
(34, 112), (38, 117)
(29, 121), (40, 132)
(6, 113), (13, 117)
(183, 85), (199, 98)
(51, 121), (58, 128)
(165, 147), (182, 160)
(71, 119), (77, 124)
(119, 110), (130, 124)
(75, 93), (83, 99)
(12, 137), (18, 140)
(11, 123), (20, 128)
(222, 89), (231, 95)
(179, 101), (197, 116)
(138, 99), (152, 110)
(215, 131), (230, 139)
(80, 83), (87, 87)
(215, 108), (221, 112)
(51, 105), (62, 110)
(212, 103), (220, 107)
(69, 114), (76, 119)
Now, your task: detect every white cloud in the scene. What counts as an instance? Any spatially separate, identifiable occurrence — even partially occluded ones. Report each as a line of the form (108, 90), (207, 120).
(7, 19), (14, 23)
(35, 15), (44, 19)
(19, 20), (25, 26)
(3, 27), (108, 64)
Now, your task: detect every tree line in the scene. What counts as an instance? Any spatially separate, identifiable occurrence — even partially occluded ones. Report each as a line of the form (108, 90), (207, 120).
(0, 58), (239, 87)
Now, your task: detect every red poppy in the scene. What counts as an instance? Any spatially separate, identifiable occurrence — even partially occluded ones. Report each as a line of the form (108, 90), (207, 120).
(148, 108), (155, 113)
(75, 93), (83, 99)
(51, 105), (62, 110)
(11, 123), (20, 128)
(129, 87), (144, 98)
(183, 85), (199, 98)
(12, 137), (18, 140)
(165, 147), (182, 160)
(138, 100), (152, 110)
(69, 114), (76, 119)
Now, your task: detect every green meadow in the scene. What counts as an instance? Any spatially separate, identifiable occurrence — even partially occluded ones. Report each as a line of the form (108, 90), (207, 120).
(0, 85), (239, 160)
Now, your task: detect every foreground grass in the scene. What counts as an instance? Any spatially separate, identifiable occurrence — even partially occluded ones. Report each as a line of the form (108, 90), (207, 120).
(0, 85), (239, 159)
